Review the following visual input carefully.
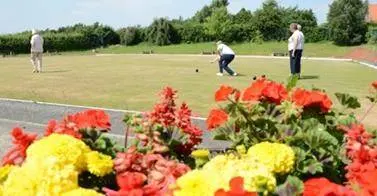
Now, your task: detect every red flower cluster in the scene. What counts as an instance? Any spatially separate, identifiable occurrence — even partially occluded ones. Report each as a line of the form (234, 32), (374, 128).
(303, 178), (356, 196)
(215, 177), (257, 196)
(292, 88), (333, 113)
(104, 147), (190, 196)
(149, 87), (177, 127)
(1, 127), (37, 166)
(372, 81), (377, 90)
(44, 109), (111, 139)
(341, 124), (377, 195)
(242, 78), (288, 104)
(143, 87), (203, 154)
(206, 109), (228, 130)
(215, 85), (240, 102)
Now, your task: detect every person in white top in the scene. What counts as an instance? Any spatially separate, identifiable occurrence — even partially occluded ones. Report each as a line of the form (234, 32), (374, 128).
(211, 41), (238, 76)
(288, 23), (304, 77)
(30, 29), (44, 73)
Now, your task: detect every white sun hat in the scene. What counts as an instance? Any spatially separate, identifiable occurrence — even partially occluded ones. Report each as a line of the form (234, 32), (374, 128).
(32, 29), (39, 35)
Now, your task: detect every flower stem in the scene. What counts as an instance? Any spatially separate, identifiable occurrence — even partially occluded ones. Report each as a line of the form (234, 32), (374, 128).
(359, 101), (376, 123)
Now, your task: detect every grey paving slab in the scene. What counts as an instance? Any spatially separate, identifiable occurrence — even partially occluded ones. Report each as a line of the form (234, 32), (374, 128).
(0, 99), (230, 157)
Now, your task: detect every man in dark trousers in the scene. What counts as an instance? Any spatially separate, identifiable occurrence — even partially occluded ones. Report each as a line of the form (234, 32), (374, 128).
(288, 23), (304, 78)
(211, 41), (238, 77)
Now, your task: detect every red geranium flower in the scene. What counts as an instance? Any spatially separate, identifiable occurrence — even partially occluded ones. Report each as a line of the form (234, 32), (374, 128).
(216, 85), (237, 102)
(242, 78), (268, 101)
(1, 127), (38, 166)
(303, 178), (355, 196)
(215, 177), (257, 196)
(206, 109), (228, 130)
(262, 82), (288, 104)
(372, 81), (377, 90)
(292, 88), (332, 113)
(215, 85), (234, 102)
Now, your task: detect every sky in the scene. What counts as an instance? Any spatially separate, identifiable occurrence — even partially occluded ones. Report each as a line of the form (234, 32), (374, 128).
(0, 0), (376, 34)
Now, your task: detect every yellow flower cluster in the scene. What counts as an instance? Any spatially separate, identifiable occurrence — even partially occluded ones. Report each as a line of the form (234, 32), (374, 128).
(175, 153), (277, 195)
(247, 142), (295, 174)
(62, 188), (103, 196)
(86, 151), (113, 177)
(1, 134), (113, 195)
(191, 149), (210, 158)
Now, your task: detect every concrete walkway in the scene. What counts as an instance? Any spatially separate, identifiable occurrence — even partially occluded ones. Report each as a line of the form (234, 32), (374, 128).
(0, 98), (229, 157)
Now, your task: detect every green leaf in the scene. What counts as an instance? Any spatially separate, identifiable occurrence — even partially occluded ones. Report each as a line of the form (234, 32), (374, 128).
(303, 159), (323, 175)
(213, 131), (228, 140)
(286, 75), (299, 91)
(367, 96), (376, 103)
(276, 175), (304, 196)
(335, 93), (361, 109)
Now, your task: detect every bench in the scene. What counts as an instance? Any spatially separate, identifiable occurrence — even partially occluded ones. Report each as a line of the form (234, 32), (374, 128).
(272, 52), (288, 57)
(142, 50), (154, 54)
(201, 51), (216, 55)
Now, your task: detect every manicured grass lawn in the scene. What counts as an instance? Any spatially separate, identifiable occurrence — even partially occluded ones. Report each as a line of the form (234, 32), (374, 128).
(98, 42), (360, 58)
(0, 54), (376, 126)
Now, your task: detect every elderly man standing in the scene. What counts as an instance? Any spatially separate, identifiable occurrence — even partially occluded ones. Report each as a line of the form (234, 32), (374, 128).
(30, 29), (44, 73)
(288, 23), (304, 78)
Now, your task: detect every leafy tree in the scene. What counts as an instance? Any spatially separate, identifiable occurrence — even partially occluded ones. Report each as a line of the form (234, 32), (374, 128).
(328, 0), (368, 45)
(176, 22), (209, 43)
(192, 0), (229, 23)
(118, 26), (142, 46)
(282, 7), (318, 42)
(146, 18), (180, 46)
(204, 7), (232, 41)
(254, 0), (285, 41)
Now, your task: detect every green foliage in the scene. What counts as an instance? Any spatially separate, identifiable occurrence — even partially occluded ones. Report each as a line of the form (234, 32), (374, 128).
(146, 18), (180, 46)
(78, 171), (117, 193)
(80, 130), (124, 158)
(335, 93), (361, 109)
(254, 0), (285, 41)
(118, 26), (143, 46)
(0, 23), (119, 54)
(276, 175), (304, 196)
(328, 0), (368, 45)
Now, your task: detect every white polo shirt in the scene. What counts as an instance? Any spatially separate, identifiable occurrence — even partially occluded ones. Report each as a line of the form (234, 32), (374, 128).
(30, 34), (44, 53)
(217, 44), (235, 55)
(288, 30), (304, 51)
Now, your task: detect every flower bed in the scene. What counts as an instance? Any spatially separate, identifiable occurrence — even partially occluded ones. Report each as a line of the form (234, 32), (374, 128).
(0, 77), (376, 196)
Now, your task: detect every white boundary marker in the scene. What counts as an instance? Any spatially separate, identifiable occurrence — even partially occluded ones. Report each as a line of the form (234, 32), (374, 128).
(0, 97), (207, 121)
(0, 117), (133, 139)
(95, 53), (354, 62)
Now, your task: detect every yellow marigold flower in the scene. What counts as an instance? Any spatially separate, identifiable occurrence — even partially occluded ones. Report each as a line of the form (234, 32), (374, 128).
(0, 165), (14, 183)
(62, 188), (103, 196)
(174, 170), (216, 196)
(3, 157), (79, 195)
(27, 134), (91, 171)
(247, 142), (295, 174)
(191, 149), (210, 158)
(86, 151), (113, 177)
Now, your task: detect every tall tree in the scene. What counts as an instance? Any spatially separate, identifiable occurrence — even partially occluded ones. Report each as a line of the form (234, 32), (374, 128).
(146, 18), (180, 46)
(205, 7), (232, 41)
(254, 0), (285, 41)
(328, 0), (368, 45)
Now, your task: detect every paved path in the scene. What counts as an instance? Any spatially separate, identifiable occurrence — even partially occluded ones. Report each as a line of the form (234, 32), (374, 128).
(0, 98), (229, 157)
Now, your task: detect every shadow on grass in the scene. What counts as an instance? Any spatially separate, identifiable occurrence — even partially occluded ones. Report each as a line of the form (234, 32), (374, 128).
(300, 75), (320, 80)
(42, 70), (71, 73)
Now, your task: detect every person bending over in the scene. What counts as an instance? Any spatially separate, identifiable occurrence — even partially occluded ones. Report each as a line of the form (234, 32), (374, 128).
(211, 41), (238, 77)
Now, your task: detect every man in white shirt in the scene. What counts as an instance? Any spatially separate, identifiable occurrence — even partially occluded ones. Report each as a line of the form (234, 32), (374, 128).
(211, 41), (238, 76)
(288, 23), (304, 77)
(30, 29), (44, 73)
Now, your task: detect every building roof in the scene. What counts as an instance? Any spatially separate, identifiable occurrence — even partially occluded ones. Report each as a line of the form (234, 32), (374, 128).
(368, 4), (377, 23)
